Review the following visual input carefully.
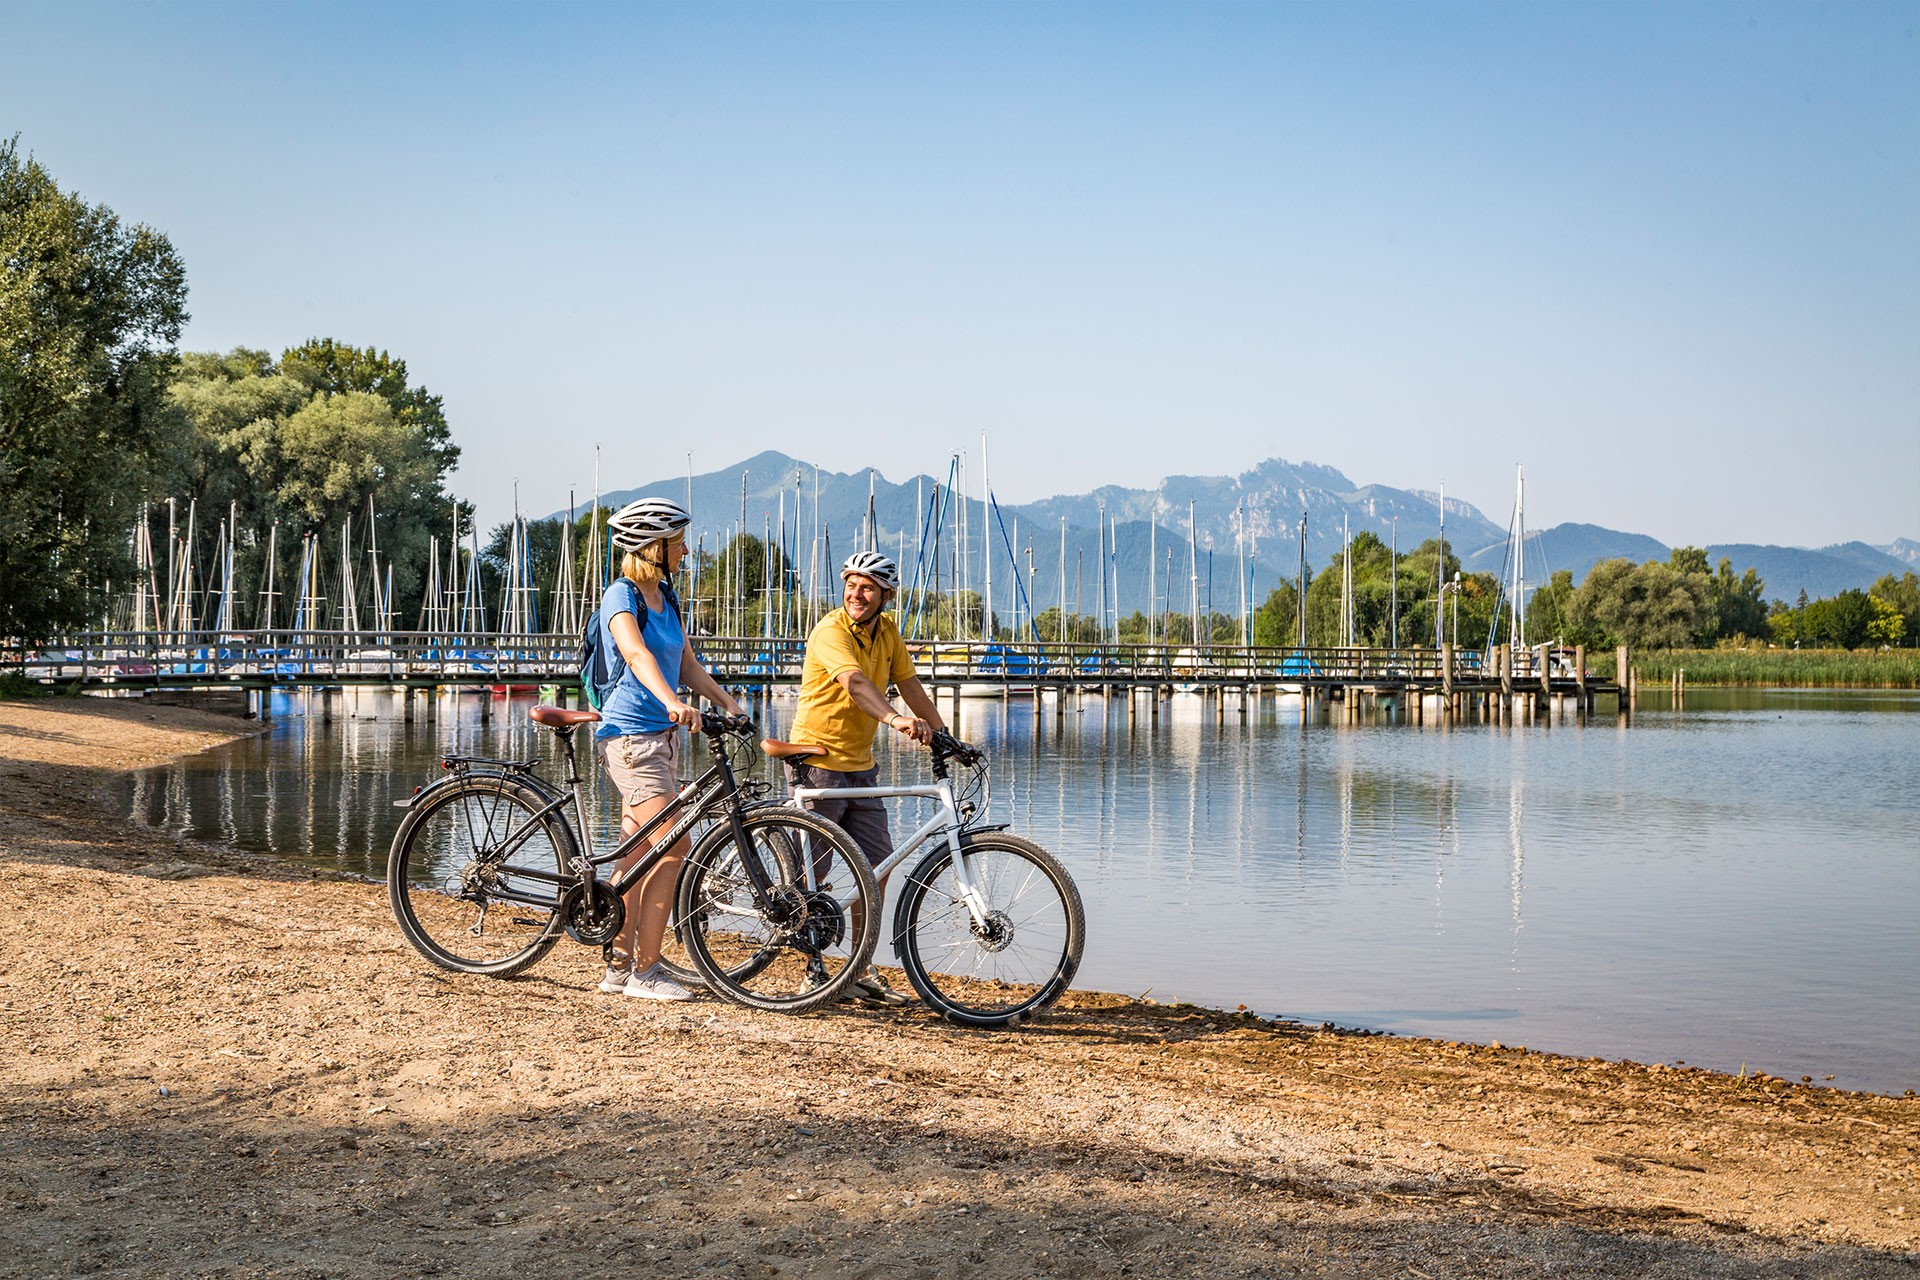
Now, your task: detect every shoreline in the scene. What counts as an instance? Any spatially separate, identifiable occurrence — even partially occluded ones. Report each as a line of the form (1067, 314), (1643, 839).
(3, 692), (1916, 1277)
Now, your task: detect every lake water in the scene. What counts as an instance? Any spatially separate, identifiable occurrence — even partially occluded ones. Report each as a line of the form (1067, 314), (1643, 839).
(120, 685), (1920, 1096)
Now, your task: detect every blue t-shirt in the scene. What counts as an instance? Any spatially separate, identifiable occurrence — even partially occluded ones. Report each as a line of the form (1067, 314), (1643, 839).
(594, 578), (687, 740)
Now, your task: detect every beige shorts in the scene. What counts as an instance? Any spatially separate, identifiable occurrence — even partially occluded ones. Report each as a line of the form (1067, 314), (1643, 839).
(600, 730), (681, 807)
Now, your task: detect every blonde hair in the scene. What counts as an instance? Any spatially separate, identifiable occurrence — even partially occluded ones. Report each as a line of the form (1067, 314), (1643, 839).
(620, 547), (667, 588)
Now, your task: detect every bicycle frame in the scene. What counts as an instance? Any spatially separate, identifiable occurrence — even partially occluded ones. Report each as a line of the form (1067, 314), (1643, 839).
(784, 775), (993, 924)
(433, 726), (786, 913)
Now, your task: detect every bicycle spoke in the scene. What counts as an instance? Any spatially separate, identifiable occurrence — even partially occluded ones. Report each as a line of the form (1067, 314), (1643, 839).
(678, 811), (878, 1014)
(896, 834), (1084, 1028)
(388, 776), (569, 977)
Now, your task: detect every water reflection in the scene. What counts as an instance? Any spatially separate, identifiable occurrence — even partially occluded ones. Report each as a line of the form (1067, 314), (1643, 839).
(119, 684), (1920, 1095)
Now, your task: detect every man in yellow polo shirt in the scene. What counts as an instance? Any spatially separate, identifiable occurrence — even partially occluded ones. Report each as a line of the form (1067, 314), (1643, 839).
(789, 550), (946, 1006)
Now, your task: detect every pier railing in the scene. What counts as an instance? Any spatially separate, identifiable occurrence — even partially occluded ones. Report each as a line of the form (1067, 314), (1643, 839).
(6, 630), (1604, 696)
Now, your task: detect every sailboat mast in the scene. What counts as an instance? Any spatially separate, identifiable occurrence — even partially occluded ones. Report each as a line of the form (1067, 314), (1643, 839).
(1058, 517), (1067, 644)
(981, 434), (992, 643)
(1188, 500), (1199, 649)
(1512, 465), (1526, 656)
(1295, 511), (1307, 648)
(1435, 483), (1447, 650)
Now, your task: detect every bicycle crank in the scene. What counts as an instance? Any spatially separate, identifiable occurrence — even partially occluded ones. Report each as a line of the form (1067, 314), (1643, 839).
(560, 879), (625, 946)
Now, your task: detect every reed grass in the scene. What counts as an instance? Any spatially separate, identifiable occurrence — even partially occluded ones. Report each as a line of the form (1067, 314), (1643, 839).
(1598, 647), (1920, 688)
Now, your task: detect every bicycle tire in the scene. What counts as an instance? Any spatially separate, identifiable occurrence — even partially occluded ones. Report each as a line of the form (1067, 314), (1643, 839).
(676, 807), (879, 1014)
(893, 831), (1084, 1029)
(387, 773), (575, 977)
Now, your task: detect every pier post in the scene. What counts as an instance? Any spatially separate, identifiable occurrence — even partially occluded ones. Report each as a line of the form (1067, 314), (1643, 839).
(403, 687), (415, 723)
(1441, 643), (1454, 717)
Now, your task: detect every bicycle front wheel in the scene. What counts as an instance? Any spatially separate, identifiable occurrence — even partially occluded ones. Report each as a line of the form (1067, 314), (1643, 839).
(676, 808), (878, 1014)
(386, 774), (575, 977)
(894, 831), (1084, 1028)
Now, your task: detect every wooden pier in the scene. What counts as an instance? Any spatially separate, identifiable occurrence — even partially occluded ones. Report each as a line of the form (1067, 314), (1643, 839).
(8, 630), (1623, 722)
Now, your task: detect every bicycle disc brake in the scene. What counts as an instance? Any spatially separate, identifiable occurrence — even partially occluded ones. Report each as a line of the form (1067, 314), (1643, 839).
(972, 909), (1015, 953)
(561, 879), (625, 947)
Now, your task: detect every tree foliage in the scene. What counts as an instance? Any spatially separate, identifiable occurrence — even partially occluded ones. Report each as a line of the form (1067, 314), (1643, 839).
(1567, 558), (1711, 649)
(1, 136), (187, 642)
(1870, 572), (1919, 647)
(165, 344), (465, 627)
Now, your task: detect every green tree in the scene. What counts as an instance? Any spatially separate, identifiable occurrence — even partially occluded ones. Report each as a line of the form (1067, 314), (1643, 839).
(1866, 596), (1905, 647)
(1, 136), (187, 642)
(1571, 558), (1711, 648)
(1801, 590), (1876, 649)
(687, 532), (792, 634)
(1250, 583), (1300, 646)
(166, 344), (467, 629)
(1871, 572), (1920, 647)
(1708, 557), (1769, 641)
(1395, 538), (1460, 650)
(1669, 546), (1711, 577)
(1030, 607), (1102, 644)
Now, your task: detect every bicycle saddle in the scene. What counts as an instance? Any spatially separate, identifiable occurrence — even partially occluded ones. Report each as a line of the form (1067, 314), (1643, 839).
(760, 738), (826, 760)
(530, 705), (601, 728)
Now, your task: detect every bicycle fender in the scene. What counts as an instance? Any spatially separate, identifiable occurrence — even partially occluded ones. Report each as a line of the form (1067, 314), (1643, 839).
(392, 768), (562, 810)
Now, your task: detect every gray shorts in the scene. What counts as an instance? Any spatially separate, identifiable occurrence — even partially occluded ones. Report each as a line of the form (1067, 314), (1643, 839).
(796, 763), (892, 868)
(600, 730), (680, 808)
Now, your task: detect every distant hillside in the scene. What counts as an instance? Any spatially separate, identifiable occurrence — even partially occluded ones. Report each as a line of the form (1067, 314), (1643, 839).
(550, 454), (1909, 618)
(561, 451), (1505, 619)
(1704, 542), (1910, 604)
(1460, 523), (1668, 586)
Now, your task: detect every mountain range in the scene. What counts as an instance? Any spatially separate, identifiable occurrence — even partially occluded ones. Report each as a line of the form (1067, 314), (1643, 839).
(549, 451), (1913, 618)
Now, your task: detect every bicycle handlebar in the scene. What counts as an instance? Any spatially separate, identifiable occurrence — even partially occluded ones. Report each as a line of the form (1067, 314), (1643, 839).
(930, 728), (984, 767)
(699, 710), (758, 738)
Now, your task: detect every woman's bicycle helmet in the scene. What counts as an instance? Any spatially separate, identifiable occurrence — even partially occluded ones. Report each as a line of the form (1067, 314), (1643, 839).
(840, 550), (900, 591)
(608, 497), (691, 551)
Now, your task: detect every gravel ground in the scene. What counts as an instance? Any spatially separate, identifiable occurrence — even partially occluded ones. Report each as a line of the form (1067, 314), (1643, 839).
(2, 693), (1915, 1279)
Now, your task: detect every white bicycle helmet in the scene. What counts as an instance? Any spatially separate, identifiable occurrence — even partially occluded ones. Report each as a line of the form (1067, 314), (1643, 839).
(840, 550), (900, 591)
(608, 497), (691, 552)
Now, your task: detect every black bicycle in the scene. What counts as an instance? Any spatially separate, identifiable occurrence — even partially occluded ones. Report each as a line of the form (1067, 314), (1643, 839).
(386, 705), (878, 1014)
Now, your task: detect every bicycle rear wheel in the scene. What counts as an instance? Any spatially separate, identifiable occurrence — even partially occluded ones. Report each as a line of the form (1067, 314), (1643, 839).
(676, 808), (878, 1014)
(894, 831), (1084, 1028)
(387, 774), (574, 977)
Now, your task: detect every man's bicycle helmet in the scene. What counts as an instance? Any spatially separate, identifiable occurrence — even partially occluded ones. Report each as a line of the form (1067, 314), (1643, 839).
(608, 497), (691, 552)
(841, 550), (900, 591)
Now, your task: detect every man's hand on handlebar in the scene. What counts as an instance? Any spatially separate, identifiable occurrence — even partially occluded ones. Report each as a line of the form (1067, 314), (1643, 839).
(886, 711), (933, 745)
(929, 728), (983, 765)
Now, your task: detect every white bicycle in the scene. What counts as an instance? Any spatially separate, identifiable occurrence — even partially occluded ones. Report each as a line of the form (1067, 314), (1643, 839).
(760, 729), (1085, 1029)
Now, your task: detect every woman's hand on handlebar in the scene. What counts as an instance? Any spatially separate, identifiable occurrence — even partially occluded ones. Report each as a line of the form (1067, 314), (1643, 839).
(700, 708), (756, 737)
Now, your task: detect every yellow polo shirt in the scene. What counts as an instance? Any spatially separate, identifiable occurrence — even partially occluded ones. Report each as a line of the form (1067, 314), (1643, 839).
(788, 607), (916, 772)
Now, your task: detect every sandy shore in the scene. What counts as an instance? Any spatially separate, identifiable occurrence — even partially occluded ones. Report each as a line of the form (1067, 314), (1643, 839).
(1, 692), (1915, 1279)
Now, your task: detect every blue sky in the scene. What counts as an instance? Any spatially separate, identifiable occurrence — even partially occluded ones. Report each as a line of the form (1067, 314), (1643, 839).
(7, 1), (1915, 547)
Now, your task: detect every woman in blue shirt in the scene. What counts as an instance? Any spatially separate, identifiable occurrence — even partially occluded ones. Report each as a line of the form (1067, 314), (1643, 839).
(595, 497), (746, 1000)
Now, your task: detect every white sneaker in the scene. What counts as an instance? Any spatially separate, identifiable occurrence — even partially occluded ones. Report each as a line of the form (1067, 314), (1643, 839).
(598, 965), (633, 994)
(624, 964), (696, 1002)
